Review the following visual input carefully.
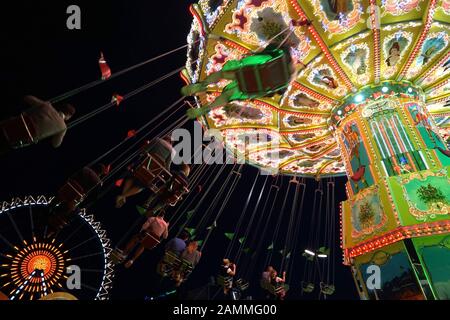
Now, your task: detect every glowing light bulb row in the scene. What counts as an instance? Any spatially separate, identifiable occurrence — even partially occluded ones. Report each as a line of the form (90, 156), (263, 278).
(223, 40), (251, 54)
(369, 0), (381, 83)
(288, 0), (354, 90)
(347, 221), (450, 258)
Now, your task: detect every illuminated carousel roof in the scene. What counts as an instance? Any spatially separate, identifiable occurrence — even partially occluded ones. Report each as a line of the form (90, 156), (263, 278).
(185, 0), (450, 177)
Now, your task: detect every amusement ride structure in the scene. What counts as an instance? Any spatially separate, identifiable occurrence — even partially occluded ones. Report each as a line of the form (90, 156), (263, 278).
(0, 0), (449, 300)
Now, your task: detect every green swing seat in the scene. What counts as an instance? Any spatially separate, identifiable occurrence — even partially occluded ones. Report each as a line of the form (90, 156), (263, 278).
(320, 283), (336, 296)
(232, 48), (292, 97)
(157, 251), (182, 277)
(217, 275), (233, 287)
(302, 282), (315, 293)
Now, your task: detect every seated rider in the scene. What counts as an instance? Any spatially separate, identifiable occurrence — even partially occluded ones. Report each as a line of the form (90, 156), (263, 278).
(122, 210), (169, 269)
(158, 231), (190, 276)
(46, 164), (109, 237)
(173, 241), (202, 287)
(116, 136), (175, 208)
(220, 259), (237, 296)
(165, 230), (190, 256)
(261, 266), (274, 288)
(182, 46), (297, 119)
(0, 96), (75, 154)
(270, 270), (287, 300)
(143, 163), (191, 212)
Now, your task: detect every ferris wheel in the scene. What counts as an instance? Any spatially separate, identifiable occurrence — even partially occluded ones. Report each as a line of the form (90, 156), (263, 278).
(0, 196), (114, 300)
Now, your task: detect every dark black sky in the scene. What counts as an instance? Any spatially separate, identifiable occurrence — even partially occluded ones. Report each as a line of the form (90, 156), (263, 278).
(0, 1), (357, 300)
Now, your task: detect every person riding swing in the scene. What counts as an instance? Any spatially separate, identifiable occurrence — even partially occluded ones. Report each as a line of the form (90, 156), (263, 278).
(120, 210), (169, 269)
(45, 164), (109, 237)
(182, 46), (296, 119)
(115, 136), (175, 208)
(143, 163), (191, 212)
(0, 96), (75, 154)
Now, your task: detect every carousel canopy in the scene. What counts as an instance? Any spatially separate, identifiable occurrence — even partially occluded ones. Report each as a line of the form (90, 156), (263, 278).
(185, 0), (450, 177)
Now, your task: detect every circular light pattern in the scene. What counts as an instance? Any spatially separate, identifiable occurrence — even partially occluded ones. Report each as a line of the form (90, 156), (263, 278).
(0, 196), (115, 301)
(185, 0), (450, 176)
(19, 244), (64, 281)
(8, 241), (66, 300)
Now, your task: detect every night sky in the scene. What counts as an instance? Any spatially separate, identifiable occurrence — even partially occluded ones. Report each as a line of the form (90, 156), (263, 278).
(0, 1), (358, 300)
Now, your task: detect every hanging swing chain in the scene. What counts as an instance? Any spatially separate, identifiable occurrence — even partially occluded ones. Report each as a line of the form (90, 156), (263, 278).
(168, 162), (216, 226)
(304, 181), (320, 285)
(50, 41), (198, 104)
(331, 178), (336, 285)
(169, 149), (222, 227)
(321, 179), (330, 284)
(287, 179), (306, 285)
(225, 170), (260, 259)
(103, 116), (189, 186)
(87, 97), (186, 168)
(195, 163), (239, 235)
(235, 175), (270, 267)
(280, 179), (301, 273)
(200, 164), (243, 252)
(67, 66), (184, 130)
(266, 176), (292, 267)
(312, 181), (324, 287)
(77, 100), (188, 206)
(244, 175), (280, 279)
(174, 163), (228, 236)
(261, 177), (283, 268)
(108, 118), (190, 247)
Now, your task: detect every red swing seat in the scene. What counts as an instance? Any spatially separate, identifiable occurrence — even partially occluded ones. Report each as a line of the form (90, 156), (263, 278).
(140, 232), (161, 250)
(133, 154), (172, 193)
(56, 180), (86, 208)
(1, 114), (37, 149)
(165, 177), (190, 207)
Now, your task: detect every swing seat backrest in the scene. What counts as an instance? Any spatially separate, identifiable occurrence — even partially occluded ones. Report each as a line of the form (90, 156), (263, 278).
(56, 180), (85, 206)
(141, 232), (161, 250)
(1, 114), (37, 149)
(166, 177), (190, 206)
(236, 52), (291, 95)
(302, 282), (315, 293)
(217, 276), (233, 287)
(163, 251), (181, 265)
(236, 279), (249, 291)
(179, 260), (194, 276)
(133, 155), (172, 191)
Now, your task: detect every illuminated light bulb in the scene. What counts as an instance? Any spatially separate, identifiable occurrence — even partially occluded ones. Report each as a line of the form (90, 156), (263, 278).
(355, 94), (364, 103)
(382, 86), (389, 93)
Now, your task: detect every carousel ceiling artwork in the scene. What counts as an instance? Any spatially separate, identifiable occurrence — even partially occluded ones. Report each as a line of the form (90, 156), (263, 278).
(185, 0), (450, 177)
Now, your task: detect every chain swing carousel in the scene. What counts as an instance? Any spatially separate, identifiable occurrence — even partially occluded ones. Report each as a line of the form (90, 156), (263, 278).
(0, 0), (450, 301)
(182, 0), (450, 300)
